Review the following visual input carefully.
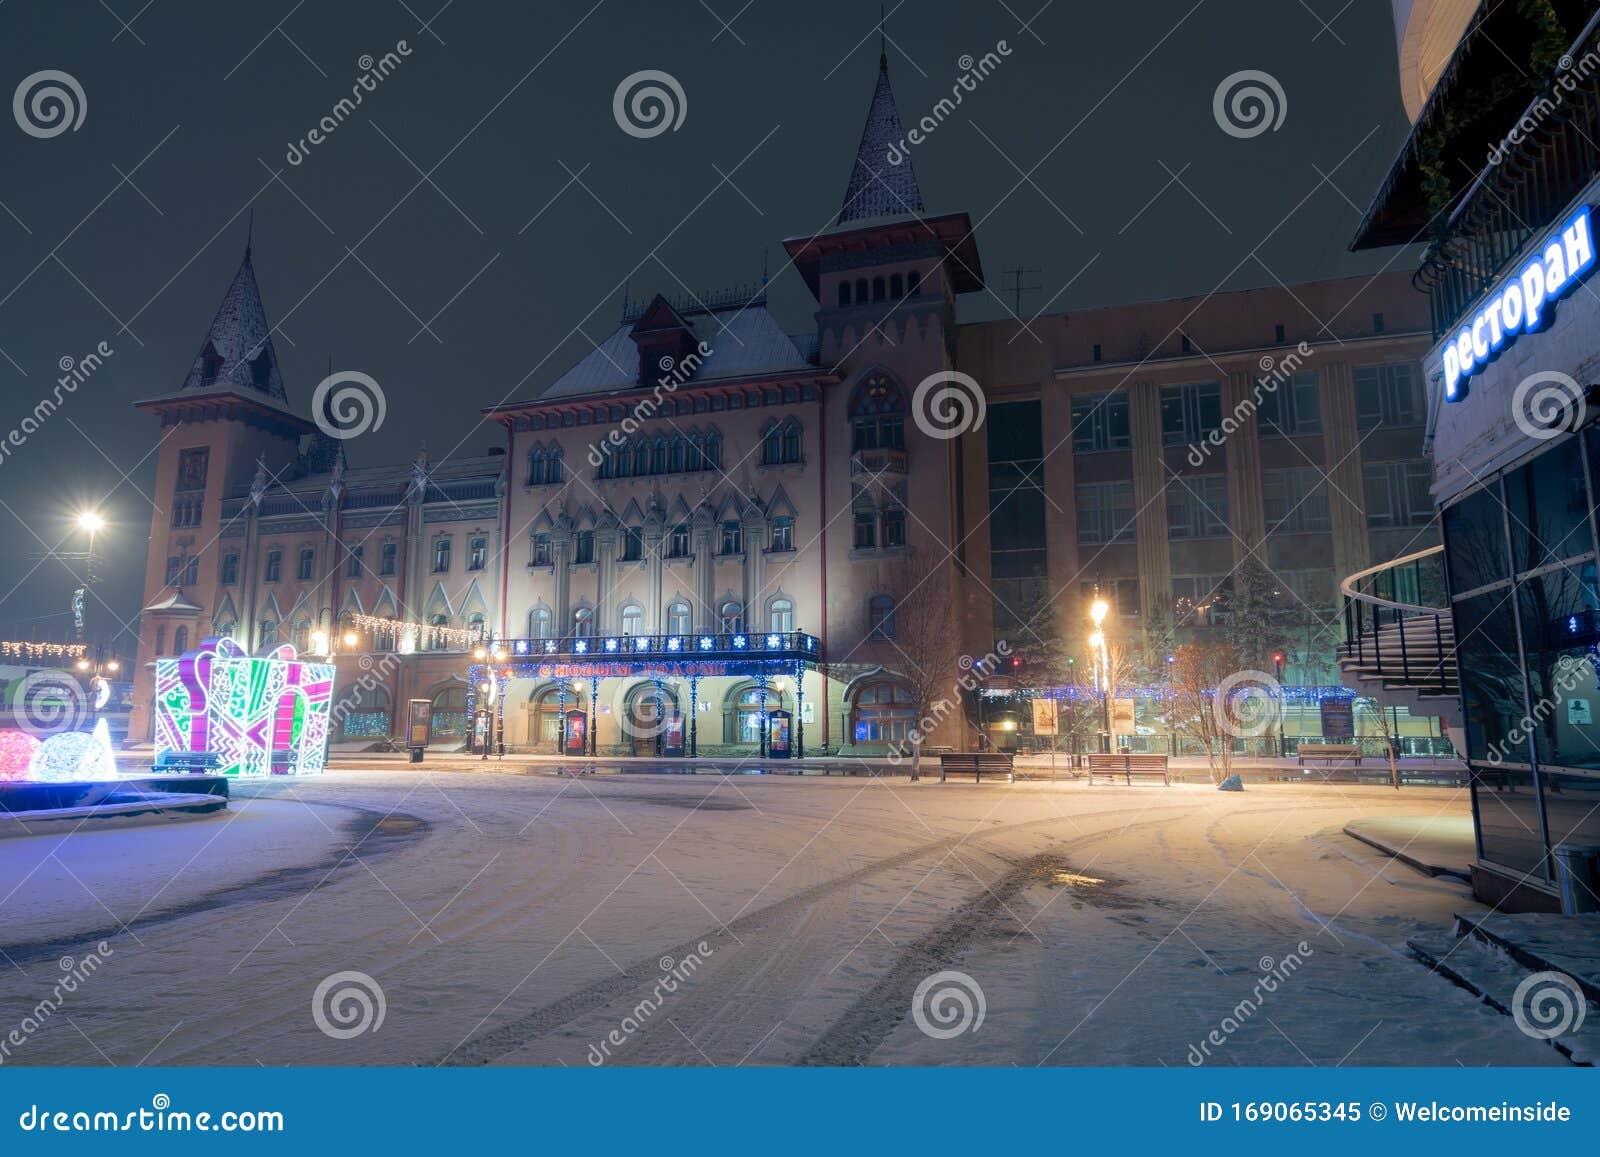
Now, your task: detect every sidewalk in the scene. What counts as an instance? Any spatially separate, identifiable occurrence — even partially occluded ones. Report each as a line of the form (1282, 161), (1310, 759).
(1343, 813), (1476, 880)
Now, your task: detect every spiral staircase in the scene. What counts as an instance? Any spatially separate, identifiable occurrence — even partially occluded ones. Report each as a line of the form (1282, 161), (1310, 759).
(1337, 545), (1463, 752)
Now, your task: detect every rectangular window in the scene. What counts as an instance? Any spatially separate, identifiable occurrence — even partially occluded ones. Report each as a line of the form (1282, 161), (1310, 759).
(1354, 363), (1423, 428)
(1114, 577), (1139, 617)
(1166, 474), (1229, 539)
(297, 549), (315, 581)
(264, 550), (282, 583)
(175, 447), (209, 492)
(573, 531), (594, 565)
(669, 524), (690, 558)
(621, 528), (642, 561)
(380, 542), (397, 575)
(220, 554), (239, 585)
(1263, 468), (1331, 533)
(1075, 480), (1136, 544)
(1160, 382), (1222, 445)
(346, 546), (363, 578)
(720, 521), (743, 556)
(1257, 372), (1322, 437)
(468, 536), (487, 571)
(1070, 391), (1131, 453)
(769, 519), (794, 553)
(882, 509), (905, 548)
(433, 539), (451, 572)
(1363, 461), (1434, 527)
(1172, 575), (1230, 626)
(853, 513), (877, 549)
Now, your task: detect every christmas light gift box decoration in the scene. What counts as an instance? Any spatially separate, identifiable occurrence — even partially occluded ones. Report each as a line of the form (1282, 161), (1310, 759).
(154, 638), (334, 776)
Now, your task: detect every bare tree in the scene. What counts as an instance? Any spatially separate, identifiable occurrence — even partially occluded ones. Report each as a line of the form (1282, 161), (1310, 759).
(877, 555), (967, 782)
(1167, 641), (1246, 783)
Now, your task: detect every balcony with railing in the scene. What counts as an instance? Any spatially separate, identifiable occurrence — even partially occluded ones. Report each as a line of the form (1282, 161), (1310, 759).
(489, 630), (822, 667)
(850, 448), (909, 477)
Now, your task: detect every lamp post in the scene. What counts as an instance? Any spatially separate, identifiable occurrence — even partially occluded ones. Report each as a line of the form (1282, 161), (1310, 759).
(1089, 597), (1111, 754)
(74, 510), (104, 643)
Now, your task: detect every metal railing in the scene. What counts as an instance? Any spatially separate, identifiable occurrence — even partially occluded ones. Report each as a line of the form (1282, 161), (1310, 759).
(1339, 545), (1456, 696)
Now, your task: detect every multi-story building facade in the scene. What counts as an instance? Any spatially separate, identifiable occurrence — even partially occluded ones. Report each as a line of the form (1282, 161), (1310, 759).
(127, 52), (1442, 760)
(1354, 0), (1600, 911)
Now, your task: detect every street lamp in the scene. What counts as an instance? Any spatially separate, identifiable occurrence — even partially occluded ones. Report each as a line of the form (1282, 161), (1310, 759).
(73, 510), (105, 644)
(1088, 597), (1112, 753)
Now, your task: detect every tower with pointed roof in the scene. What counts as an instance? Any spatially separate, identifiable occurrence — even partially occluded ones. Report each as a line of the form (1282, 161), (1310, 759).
(126, 243), (314, 741)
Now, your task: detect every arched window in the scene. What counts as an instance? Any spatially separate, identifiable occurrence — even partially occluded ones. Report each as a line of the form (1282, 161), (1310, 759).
(687, 433), (705, 472)
(731, 684), (787, 745)
(667, 602), (691, 635)
(621, 605), (644, 636)
(706, 431), (722, 470)
(633, 440), (650, 476)
(172, 626), (189, 655)
(293, 620), (312, 652)
(529, 606), (552, 639)
(837, 280), (851, 307)
(430, 685), (469, 739)
(616, 442), (632, 477)
(340, 684), (391, 739)
(573, 607), (593, 636)
(467, 611), (486, 639)
(769, 598), (794, 633)
(907, 269), (922, 296)
(868, 594), (896, 640)
(854, 277), (868, 303)
(850, 373), (906, 451)
(719, 601), (744, 633)
(651, 437), (667, 475)
(872, 275), (886, 302)
(154, 625), (166, 656)
(762, 423), (784, 465)
(890, 273), (904, 299)
(215, 620), (236, 641)
(259, 619), (277, 647)
(782, 420), (801, 463)
(669, 437), (684, 473)
(528, 447), (546, 486)
(547, 448), (563, 484)
(853, 681), (916, 743)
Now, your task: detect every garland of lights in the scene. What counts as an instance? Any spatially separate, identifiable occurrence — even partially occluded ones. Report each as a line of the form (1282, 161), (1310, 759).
(1000, 685), (1360, 703)
(1, 641), (88, 661)
(345, 612), (485, 651)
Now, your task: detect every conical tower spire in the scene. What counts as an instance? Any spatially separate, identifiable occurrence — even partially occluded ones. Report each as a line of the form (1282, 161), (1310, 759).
(180, 243), (287, 402)
(836, 51), (926, 224)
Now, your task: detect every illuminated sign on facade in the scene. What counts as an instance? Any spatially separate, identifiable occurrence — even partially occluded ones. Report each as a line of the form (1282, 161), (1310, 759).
(1443, 205), (1595, 402)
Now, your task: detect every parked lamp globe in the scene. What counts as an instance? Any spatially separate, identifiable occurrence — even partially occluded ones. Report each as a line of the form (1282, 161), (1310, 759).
(1089, 598), (1109, 627)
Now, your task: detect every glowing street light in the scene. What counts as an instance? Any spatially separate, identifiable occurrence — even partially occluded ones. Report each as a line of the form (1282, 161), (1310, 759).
(77, 511), (105, 533)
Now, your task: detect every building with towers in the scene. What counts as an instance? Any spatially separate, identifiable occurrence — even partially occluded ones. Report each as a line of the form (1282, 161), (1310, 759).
(127, 52), (1441, 759)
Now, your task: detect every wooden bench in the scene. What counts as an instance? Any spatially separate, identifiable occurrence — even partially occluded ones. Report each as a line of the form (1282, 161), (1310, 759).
(937, 753), (1015, 783)
(1086, 752), (1171, 785)
(1296, 744), (1361, 766)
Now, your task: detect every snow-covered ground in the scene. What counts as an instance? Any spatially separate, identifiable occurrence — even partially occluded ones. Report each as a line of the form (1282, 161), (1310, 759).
(0, 767), (1564, 1067)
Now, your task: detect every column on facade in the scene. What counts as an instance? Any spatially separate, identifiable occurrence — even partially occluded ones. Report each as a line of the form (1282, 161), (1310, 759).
(551, 527), (573, 635)
(595, 517), (617, 632)
(1320, 361), (1370, 584)
(1128, 380), (1173, 621)
(743, 507), (767, 632)
(1222, 369), (1268, 565)
(692, 507), (715, 632)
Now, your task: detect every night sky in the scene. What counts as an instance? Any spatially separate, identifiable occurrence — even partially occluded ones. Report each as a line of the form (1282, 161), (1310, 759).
(0, 0), (1418, 654)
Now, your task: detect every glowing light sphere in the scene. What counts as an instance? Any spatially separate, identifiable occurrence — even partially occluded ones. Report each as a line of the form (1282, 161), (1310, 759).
(28, 729), (117, 782)
(0, 729), (41, 780)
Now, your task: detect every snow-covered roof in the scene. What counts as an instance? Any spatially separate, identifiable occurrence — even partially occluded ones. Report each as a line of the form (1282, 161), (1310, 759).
(541, 305), (816, 400)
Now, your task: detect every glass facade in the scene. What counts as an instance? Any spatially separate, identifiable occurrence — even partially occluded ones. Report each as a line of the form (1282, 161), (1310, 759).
(1441, 428), (1600, 881)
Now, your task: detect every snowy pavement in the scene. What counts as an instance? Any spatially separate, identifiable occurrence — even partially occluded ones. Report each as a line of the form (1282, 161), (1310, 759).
(0, 768), (1566, 1067)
